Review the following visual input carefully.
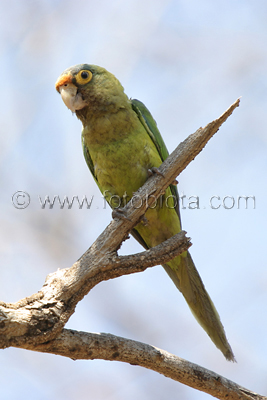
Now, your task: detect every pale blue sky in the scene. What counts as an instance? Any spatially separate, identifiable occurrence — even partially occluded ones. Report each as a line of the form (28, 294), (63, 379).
(1, 1), (267, 399)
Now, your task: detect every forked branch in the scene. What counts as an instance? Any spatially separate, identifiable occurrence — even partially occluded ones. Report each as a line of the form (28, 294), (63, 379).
(1, 99), (260, 400)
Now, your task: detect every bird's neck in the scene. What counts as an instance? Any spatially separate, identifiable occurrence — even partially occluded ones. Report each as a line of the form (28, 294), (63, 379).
(76, 86), (130, 125)
(81, 105), (135, 146)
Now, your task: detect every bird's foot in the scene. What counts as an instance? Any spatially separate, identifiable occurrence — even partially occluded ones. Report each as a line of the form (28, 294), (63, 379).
(112, 208), (132, 222)
(148, 167), (178, 186)
(147, 167), (164, 177)
(140, 215), (149, 226)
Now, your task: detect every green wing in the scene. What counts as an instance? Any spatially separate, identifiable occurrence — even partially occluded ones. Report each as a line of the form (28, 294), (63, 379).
(131, 99), (169, 162)
(82, 134), (103, 191)
(82, 99), (182, 243)
(131, 99), (181, 225)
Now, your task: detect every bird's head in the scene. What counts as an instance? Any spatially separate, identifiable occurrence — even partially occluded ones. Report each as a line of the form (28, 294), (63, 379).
(55, 64), (126, 121)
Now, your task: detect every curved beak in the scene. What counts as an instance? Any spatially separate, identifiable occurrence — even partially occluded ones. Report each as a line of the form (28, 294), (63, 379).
(55, 73), (87, 112)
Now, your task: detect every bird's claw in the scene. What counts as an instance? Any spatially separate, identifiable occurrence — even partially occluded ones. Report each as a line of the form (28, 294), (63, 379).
(112, 208), (132, 222)
(172, 179), (178, 185)
(140, 215), (149, 226)
(148, 167), (164, 177)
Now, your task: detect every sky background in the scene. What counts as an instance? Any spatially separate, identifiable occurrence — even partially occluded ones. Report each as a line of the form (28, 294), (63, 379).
(1, 0), (267, 399)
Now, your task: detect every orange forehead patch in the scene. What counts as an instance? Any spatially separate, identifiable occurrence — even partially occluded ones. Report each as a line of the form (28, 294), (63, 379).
(55, 73), (73, 92)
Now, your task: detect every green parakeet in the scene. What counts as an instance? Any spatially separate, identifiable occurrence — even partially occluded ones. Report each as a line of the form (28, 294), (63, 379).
(55, 64), (235, 361)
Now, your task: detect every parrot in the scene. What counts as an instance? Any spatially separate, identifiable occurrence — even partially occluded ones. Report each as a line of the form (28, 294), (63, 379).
(55, 64), (235, 361)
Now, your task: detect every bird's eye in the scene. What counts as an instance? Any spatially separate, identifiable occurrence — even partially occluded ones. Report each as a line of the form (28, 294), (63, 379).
(76, 70), (93, 85)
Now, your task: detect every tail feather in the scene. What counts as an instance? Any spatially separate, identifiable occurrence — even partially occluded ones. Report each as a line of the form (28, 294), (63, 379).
(163, 252), (235, 362)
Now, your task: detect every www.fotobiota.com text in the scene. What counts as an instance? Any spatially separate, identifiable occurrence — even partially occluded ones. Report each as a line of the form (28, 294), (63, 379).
(11, 191), (256, 211)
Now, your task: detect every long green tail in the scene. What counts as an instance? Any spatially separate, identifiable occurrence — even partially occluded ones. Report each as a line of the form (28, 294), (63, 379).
(163, 252), (235, 361)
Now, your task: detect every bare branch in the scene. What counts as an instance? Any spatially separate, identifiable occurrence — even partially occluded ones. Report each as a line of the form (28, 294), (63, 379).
(0, 99), (239, 349)
(0, 230), (190, 348)
(27, 329), (265, 400)
(2, 98), (264, 399)
(110, 230), (191, 269)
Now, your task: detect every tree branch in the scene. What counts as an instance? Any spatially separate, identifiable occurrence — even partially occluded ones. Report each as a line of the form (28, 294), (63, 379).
(2, 99), (262, 399)
(0, 99), (240, 348)
(0, 230), (190, 348)
(26, 329), (265, 400)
